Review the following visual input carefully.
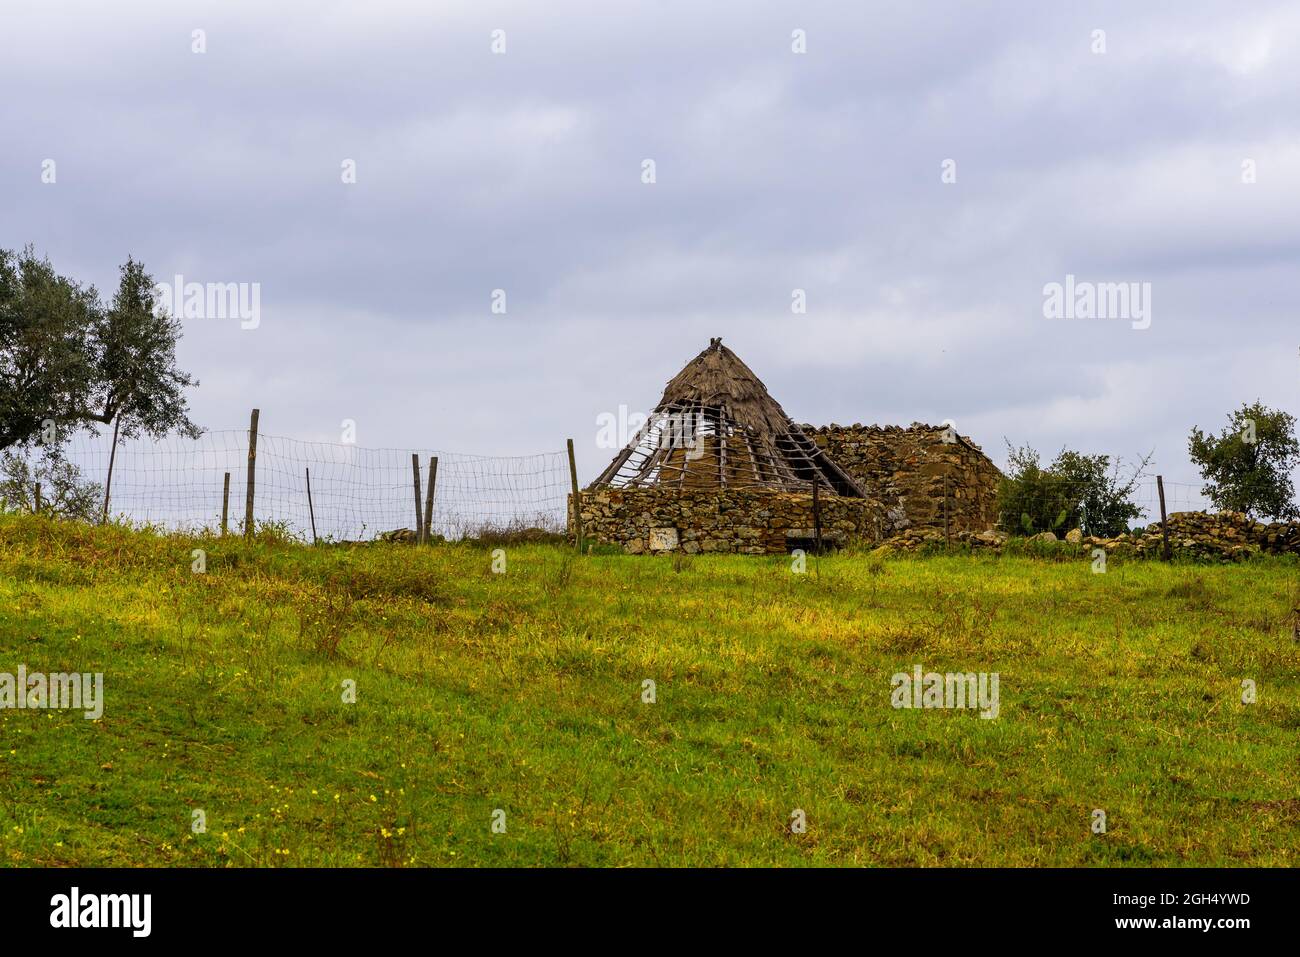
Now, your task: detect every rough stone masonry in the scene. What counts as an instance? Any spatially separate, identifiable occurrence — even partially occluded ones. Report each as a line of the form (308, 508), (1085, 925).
(801, 423), (1001, 535)
(574, 422), (1002, 554)
(576, 486), (888, 555)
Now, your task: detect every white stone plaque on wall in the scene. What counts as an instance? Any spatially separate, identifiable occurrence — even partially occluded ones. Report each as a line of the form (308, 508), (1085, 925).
(649, 527), (679, 552)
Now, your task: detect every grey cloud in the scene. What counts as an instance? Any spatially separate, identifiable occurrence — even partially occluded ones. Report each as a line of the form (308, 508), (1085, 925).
(2, 0), (1297, 490)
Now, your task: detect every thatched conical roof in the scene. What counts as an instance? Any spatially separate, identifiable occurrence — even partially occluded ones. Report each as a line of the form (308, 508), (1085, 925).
(591, 338), (867, 496)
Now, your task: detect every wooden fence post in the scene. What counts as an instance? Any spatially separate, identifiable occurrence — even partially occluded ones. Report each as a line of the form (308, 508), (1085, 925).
(567, 438), (583, 552)
(944, 474), (951, 546)
(244, 408), (259, 540)
(812, 480), (823, 554)
(1156, 474), (1171, 561)
(101, 414), (120, 524)
(34, 482), (41, 515)
(305, 468), (318, 545)
(221, 472), (230, 536)
(423, 456), (437, 544)
(411, 454), (423, 543)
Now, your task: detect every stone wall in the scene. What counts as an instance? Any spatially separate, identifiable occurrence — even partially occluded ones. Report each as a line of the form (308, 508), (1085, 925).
(574, 487), (888, 555)
(800, 423), (1002, 534)
(876, 511), (1300, 561)
(1122, 511), (1300, 559)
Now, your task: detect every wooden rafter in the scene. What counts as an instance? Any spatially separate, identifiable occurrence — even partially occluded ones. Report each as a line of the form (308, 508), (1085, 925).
(590, 338), (869, 498)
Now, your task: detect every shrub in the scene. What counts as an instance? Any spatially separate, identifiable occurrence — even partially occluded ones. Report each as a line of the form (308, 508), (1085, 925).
(0, 448), (100, 521)
(997, 442), (1148, 537)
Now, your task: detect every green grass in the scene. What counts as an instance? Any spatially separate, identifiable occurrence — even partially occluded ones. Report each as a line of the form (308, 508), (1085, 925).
(0, 514), (1297, 867)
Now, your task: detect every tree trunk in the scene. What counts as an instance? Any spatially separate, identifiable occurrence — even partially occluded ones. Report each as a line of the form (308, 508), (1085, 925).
(101, 415), (121, 524)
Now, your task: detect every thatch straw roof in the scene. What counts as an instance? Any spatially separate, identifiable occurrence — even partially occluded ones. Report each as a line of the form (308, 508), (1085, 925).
(591, 338), (867, 496)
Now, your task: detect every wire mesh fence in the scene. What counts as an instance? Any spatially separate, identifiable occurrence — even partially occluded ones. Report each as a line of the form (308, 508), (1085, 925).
(7, 427), (571, 542)
(986, 475), (1216, 533)
(2, 419), (1240, 543)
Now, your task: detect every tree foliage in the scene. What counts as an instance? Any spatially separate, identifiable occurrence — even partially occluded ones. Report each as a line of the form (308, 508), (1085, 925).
(1188, 401), (1299, 520)
(0, 448), (100, 521)
(0, 247), (200, 451)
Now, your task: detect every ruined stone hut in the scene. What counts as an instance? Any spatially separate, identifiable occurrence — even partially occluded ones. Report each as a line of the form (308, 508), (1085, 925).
(576, 338), (1000, 554)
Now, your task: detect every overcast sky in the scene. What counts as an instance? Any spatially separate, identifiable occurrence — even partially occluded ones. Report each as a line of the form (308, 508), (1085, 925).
(3, 0), (1297, 490)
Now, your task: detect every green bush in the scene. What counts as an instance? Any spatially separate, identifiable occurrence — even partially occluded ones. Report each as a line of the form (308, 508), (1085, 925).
(997, 443), (1148, 537)
(0, 449), (100, 521)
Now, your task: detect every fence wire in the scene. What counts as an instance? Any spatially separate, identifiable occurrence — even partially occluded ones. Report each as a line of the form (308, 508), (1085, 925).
(984, 475), (1217, 530)
(5, 426), (1241, 541)
(15, 429), (570, 542)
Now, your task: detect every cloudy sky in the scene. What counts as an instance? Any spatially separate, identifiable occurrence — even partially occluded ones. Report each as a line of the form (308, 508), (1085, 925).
(4, 0), (1297, 492)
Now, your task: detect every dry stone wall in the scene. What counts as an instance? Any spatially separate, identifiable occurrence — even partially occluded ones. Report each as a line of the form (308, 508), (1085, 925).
(575, 487), (888, 555)
(875, 511), (1300, 561)
(800, 423), (1002, 534)
(1124, 511), (1300, 559)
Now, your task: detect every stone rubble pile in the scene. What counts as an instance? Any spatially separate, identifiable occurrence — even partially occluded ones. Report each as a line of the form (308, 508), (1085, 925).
(1127, 511), (1300, 559)
(872, 511), (1300, 560)
(871, 527), (1009, 552)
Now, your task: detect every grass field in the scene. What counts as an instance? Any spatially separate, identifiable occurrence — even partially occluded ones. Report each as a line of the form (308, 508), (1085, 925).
(0, 514), (1296, 867)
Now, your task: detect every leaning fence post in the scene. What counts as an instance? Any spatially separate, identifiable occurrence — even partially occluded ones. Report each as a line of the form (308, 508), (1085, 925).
(411, 454), (424, 544)
(1156, 474), (1171, 561)
(423, 456), (437, 544)
(567, 438), (584, 552)
(244, 408), (259, 540)
(221, 472), (231, 536)
(306, 468), (319, 545)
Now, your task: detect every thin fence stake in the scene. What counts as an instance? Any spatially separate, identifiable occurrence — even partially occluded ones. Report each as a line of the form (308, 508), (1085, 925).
(411, 453), (423, 543)
(101, 414), (120, 525)
(423, 456), (437, 544)
(221, 472), (230, 536)
(812, 479), (823, 554)
(34, 482), (41, 516)
(306, 467), (318, 544)
(567, 438), (583, 552)
(244, 408), (259, 540)
(1157, 474), (1171, 561)
(944, 474), (950, 546)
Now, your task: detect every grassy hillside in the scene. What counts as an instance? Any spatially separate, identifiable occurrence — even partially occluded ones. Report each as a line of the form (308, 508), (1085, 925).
(0, 514), (1296, 867)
